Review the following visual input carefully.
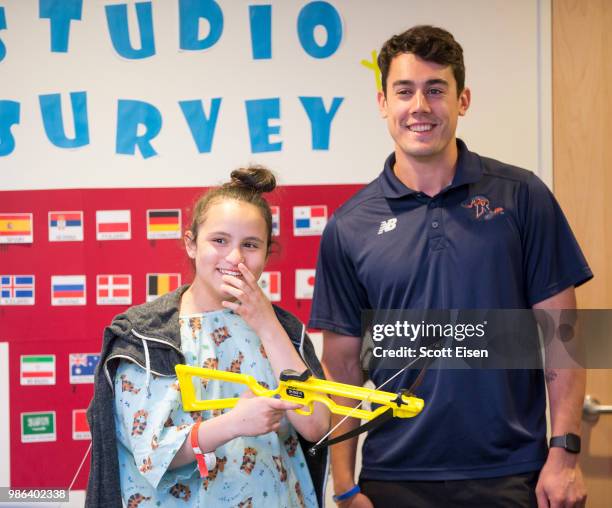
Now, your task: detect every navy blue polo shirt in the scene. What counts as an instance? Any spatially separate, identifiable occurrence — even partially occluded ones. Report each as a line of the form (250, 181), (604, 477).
(309, 139), (592, 481)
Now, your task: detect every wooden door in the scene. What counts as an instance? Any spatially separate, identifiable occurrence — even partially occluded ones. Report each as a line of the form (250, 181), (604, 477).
(553, 0), (612, 506)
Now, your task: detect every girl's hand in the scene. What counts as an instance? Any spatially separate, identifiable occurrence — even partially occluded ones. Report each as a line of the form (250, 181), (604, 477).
(220, 263), (279, 337)
(228, 390), (303, 437)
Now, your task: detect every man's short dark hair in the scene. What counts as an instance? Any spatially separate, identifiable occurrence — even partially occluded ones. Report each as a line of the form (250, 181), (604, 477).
(378, 25), (465, 97)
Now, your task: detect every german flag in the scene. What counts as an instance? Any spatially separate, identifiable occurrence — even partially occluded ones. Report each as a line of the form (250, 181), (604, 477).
(147, 209), (181, 239)
(147, 273), (181, 301)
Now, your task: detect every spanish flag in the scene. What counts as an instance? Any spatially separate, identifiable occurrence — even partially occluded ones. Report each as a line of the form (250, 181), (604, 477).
(0, 213), (33, 242)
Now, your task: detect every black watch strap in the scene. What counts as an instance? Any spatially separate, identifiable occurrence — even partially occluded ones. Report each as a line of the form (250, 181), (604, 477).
(549, 433), (581, 454)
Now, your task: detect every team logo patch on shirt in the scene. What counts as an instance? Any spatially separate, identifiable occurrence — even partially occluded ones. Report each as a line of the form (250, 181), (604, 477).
(462, 195), (504, 220)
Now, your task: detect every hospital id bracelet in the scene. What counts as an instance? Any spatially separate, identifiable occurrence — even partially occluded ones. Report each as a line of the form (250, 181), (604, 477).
(190, 419), (217, 477)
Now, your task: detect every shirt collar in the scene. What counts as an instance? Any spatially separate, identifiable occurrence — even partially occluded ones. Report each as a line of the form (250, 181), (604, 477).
(379, 138), (483, 199)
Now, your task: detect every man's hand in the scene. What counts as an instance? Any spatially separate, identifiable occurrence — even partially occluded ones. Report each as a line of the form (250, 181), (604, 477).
(535, 449), (587, 508)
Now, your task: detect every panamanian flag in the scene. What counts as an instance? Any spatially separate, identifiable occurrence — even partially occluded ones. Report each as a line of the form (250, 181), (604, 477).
(0, 275), (35, 305)
(51, 275), (86, 305)
(48, 211), (84, 242)
(69, 353), (100, 384)
(293, 206), (327, 236)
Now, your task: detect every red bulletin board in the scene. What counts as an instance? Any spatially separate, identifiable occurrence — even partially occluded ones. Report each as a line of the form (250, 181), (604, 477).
(0, 183), (363, 489)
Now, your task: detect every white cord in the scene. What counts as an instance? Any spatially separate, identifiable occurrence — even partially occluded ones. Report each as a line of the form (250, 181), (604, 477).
(312, 355), (422, 448)
(58, 441), (91, 507)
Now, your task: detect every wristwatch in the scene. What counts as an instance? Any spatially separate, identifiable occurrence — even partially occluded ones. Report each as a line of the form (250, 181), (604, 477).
(549, 433), (581, 453)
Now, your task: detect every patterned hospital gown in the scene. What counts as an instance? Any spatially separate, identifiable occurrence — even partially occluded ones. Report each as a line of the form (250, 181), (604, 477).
(114, 309), (318, 507)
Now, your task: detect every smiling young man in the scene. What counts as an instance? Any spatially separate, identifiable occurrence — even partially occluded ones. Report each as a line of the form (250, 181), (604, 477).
(310, 26), (591, 507)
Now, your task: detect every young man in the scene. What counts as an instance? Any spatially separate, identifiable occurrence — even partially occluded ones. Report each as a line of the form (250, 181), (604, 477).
(309, 25), (591, 507)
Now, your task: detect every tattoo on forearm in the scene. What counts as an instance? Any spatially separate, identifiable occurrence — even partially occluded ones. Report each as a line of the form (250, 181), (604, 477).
(545, 369), (558, 383)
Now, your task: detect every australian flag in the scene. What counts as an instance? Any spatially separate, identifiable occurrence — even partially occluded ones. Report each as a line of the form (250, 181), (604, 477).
(69, 353), (100, 384)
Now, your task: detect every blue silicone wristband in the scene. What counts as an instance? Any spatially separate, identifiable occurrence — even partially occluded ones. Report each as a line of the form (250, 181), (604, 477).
(332, 484), (360, 502)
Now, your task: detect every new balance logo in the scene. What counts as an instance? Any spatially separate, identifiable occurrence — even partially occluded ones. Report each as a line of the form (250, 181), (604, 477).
(378, 218), (397, 235)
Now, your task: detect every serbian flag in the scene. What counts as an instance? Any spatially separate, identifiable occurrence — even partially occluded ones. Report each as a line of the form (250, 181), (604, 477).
(293, 206), (327, 236)
(51, 275), (86, 305)
(295, 269), (316, 299)
(96, 210), (131, 240)
(48, 211), (83, 242)
(147, 273), (181, 302)
(0, 213), (33, 243)
(147, 209), (181, 239)
(97, 274), (132, 305)
(258, 271), (281, 302)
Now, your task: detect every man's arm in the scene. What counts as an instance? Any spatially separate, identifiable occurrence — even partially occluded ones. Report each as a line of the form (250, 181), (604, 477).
(533, 286), (587, 508)
(322, 330), (373, 507)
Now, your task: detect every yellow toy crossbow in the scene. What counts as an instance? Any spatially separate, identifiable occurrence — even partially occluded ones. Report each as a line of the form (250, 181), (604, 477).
(175, 365), (424, 453)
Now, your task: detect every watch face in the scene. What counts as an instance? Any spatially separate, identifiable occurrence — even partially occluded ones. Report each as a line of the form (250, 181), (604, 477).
(566, 433), (581, 453)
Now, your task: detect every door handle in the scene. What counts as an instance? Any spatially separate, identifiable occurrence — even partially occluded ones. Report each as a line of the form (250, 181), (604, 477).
(583, 395), (612, 422)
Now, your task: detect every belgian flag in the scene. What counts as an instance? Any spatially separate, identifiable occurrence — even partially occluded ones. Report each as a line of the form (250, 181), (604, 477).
(147, 273), (181, 301)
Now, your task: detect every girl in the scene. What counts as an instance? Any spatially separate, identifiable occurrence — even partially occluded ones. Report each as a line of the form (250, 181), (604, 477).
(86, 167), (330, 507)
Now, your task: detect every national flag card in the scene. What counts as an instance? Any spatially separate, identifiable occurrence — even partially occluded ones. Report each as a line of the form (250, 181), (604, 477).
(293, 206), (327, 236)
(146, 273), (181, 302)
(295, 269), (316, 299)
(72, 409), (91, 440)
(0, 275), (35, 305)
(69, 353), (100, 384)
(96, 210), (131, 240)
(51, 275), (86, 305)
(147, 209), (181, 239)
(0, 213), (33, 244)
(97, 274), (132, 305)
(48, 211), (84, 242)
(271, 206), (280, 237)
(21, 411), (56, 443)
(20, 354), (56, 386)
(258, 271), (281, 302)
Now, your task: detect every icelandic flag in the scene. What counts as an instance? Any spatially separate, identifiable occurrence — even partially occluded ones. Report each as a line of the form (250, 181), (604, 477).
(69, 353), (100, 383)
(0, 275), (35, 305)
(293, 206), (327, 236)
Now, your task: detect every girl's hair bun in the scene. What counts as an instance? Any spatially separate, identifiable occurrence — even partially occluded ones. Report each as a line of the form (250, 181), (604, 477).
(228, 166), (276, 194)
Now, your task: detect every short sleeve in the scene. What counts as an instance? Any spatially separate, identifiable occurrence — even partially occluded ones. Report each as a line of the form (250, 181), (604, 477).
(114, 360), (195, 489)
(521, 173), (593, 306)
(309, 214), (370, 336)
